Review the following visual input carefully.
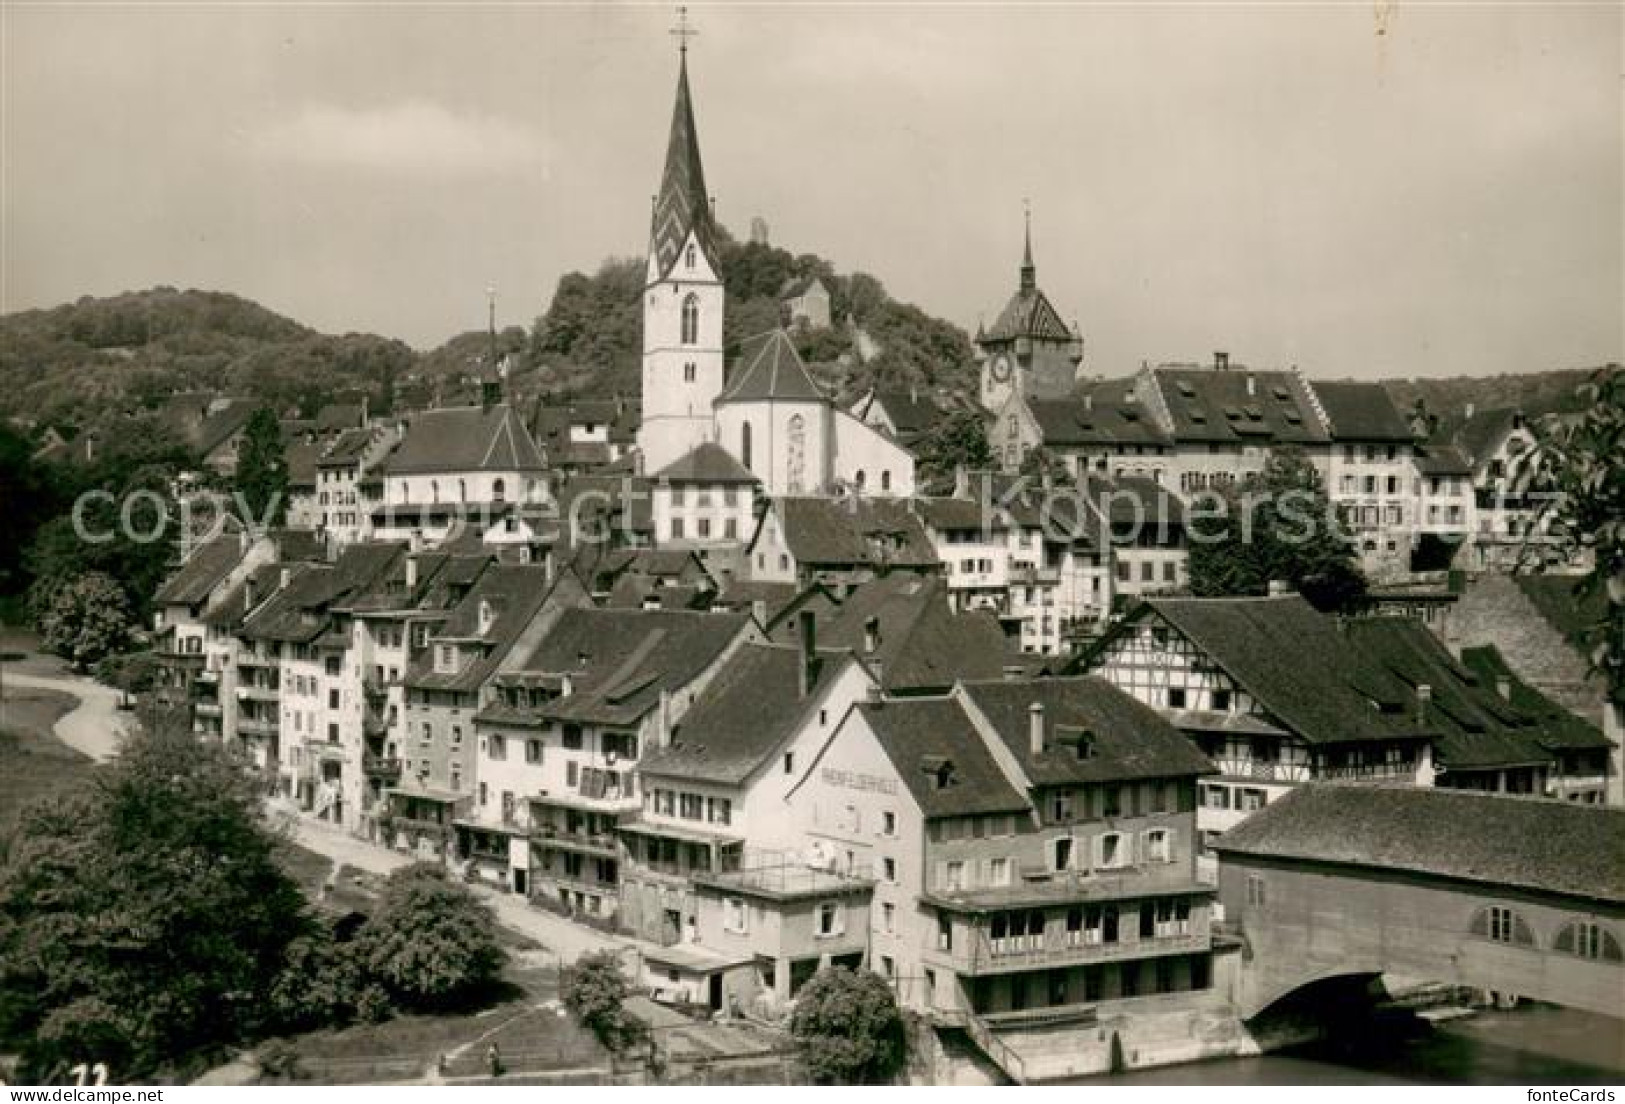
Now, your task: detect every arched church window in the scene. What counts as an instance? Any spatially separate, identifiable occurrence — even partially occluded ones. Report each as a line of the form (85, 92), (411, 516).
(881, 470), (892, 492)
(493, 478), (506, 502)
(786, 414), (806, 493)
(1469, 905), (1536, 947)
(855, 470), (866, 490)
(1554, 920), (1622, 962)
(741, 421), (753, 470)
(685, 243), (696, 270)
(681, 294), (700, 345)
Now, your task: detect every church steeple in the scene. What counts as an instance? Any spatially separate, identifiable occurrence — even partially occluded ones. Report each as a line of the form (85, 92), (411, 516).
(1020, 201), (1036, 294)
(648, 22), (718, 284)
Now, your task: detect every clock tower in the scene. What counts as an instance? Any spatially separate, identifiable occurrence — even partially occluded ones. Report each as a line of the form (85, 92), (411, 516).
(976, 208), (1084, 410)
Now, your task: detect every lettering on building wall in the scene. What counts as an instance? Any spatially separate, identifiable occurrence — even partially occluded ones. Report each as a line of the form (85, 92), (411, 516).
(821, 767), (898, 796)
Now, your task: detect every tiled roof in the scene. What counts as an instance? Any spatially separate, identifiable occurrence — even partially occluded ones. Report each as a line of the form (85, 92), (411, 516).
(961, 677), (1216, 788)
(196, 400), (257, 457)
(913, 496), (1003, 532)
(641, 644), (854, 785)
(652, 442), (758, 484)
(1343, 618), (1557, 770)
(385, 405), (546, 475)
(285, 439), (323, 489)
(515, 608), (748, 727)
(773, 496), (938, 569)
(404, 564), (557, 693)
(1149, 367), (1329, 446)
(203, 564), (285, 631)
(1027, 379), (1169, 447)
(155, 537), (244, 607)
(1459, 645), (1612, 753)
(1414, 442), (1474, 476)
(1128, 596), (1427, 746)
(778, 574), (1012, 693)
(1213, 784), (1625, 906)
(719, 330), (825, 404)
(1439, 407), (1520, 466)
(857, 699), (1030, 819)
(648, 54), (721, 281)
(868, 389), (939, 438)
(317, 427), (376, 468)
(778, 274), (828, 300)
(983, 285), (1074, 345)
(240, 544), (403, 644)
(1310, 381), (1414, 442)
(314, 403), (365, 434)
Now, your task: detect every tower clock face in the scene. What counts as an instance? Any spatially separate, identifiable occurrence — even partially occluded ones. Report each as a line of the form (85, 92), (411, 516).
(989, 355), (1012, 383)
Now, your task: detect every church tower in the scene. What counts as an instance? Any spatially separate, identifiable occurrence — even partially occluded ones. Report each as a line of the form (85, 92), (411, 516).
(976, 208), (1084, 411)
(637, 31), (725, 475)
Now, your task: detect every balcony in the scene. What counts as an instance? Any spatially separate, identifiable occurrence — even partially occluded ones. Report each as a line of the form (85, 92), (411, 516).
(237, 683), (279, 702)
(236, 648), (277, 669)
(530, 823), (620, 858)
(157, 648), (207, 670)
(238, 716), (278, 738)
(363, 754), (402, 781)
(193, 701), (223, 718)
(944, 928), (1211, 977)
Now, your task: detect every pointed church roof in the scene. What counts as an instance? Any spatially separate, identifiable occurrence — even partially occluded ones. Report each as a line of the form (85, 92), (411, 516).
(719, 330), (825, 404)
(649, 54), (721, 282)
(983, 217), (1075, 345)
(384, 404), (547, 475)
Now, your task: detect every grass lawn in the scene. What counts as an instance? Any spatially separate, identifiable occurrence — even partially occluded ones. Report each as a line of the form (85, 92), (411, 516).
(273, 960), (607, 1084)
(0, 687), (92, 836)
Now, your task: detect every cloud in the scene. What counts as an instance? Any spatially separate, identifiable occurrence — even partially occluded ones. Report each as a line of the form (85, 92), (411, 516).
(250, 101), (545, 175)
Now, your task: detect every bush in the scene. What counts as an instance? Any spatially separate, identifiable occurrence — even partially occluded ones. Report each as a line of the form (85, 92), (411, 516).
(789, 967), (907, 1085)
(353, 863), (505, 1014)
(561, 951), (647, 1054)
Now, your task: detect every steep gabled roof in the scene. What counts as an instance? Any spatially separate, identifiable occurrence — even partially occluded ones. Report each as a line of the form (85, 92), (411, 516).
(197, 400), (257, 457)
(155, 537), (245, 607)
(517, 608), (749, 727)
(404, 564), (557, 693)
(719, 330), (825, 404)
(779, 574), (1011, 693)
(1459, 645), (1612, 754)
(641, 645), (854, 785)
(960, 676), (1216, 788)
(1150, 367), (1329, 446)
(868, 389), (938, 438)
(1310, 381), (1415, 443)
(384, 404), (546, 475)
(1028, 379), (1170, 448)
(652, 442), (759, 484)
(857, 699), (1029, 819)
(648, 53), (721, 282)
(772, 497), (938, 569)
(1213, 784), (1625, 906)
(1128, 596), (1426, 746)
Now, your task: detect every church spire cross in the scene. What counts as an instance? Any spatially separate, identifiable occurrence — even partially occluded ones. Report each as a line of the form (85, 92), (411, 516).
(671, 6), (698, 57)
(1020, 199), (1037, 293)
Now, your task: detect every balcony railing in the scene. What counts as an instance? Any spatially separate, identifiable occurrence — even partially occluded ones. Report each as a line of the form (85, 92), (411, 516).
(238, 717), (278, 737)
(363, 754), (402, 780)
(953, 928), (1209, 976)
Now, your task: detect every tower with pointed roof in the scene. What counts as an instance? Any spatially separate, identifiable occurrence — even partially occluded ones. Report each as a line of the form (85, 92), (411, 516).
(638, 33), (727, 476)
(976, 209), (1084, 411)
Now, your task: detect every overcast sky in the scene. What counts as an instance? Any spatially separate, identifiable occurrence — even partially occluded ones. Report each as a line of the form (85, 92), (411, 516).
(3, 3), (1620, 380)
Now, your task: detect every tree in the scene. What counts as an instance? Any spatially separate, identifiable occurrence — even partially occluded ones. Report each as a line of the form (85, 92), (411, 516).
(789, 966), (907, 1085)
(914, 410), (994, 486)
(0, 423), (64, 602)
(1524, 365), (1625, 707)
(1187, 448), (1368, 613)
(561, 950), (646, 1054)
(0, 710), (311, 1080)
(1018, 445), (1075, 487)
(353, 863), (504, 1014)
(235, 408), (288, 528)
(33, 571), (136, 669)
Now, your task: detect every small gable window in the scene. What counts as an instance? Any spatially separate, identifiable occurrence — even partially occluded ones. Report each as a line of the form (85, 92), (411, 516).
(685, 243), (697, 270)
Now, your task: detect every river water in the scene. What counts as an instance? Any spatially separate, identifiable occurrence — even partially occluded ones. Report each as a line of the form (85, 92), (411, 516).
(1080, 1005), (1624, 1085)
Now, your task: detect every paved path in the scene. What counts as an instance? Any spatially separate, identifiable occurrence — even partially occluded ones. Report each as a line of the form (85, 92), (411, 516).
(282, 813), (650, 965)
(2, 670), (131, 762)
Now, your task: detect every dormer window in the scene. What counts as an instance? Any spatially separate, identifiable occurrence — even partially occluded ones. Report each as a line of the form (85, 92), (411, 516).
(477, 600), (494, 635)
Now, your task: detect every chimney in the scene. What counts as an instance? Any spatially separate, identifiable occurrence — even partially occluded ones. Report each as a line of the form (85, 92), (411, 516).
(1496, 676), (1512, 701)
(1463, 402), (1475, 420)
(244, 577), (258, 612)
(1417, 683), (1433, 723)
(864, 616), (881, 655)
(658, 687), (674, 748)
(1246, 375), (1257, 397)
(278, 567), (292, 590)
(1083, 393), (1093, 412)
(798, 609), (818, 699)
(1214, 351), (1229, 371)
(1029, 702), (1046, 756)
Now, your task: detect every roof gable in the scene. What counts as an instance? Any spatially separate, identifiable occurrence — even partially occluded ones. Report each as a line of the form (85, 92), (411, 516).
(385, 405), (546, 475)
(720, 330), (825, 404)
